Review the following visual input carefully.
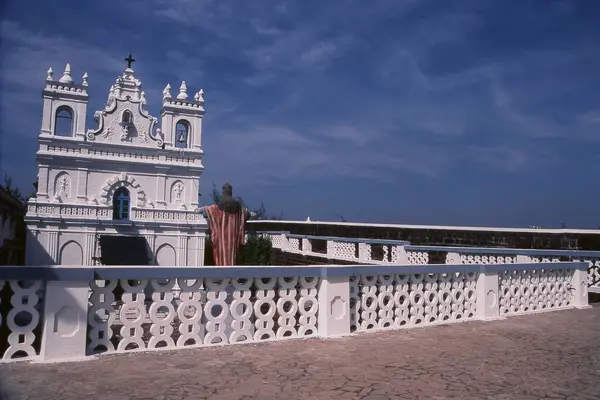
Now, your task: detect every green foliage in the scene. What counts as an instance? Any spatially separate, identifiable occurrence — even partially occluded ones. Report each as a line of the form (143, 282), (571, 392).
(0, 175), (37, 208)
(238, 234), (273, 265)
(1, 175), (25, 206)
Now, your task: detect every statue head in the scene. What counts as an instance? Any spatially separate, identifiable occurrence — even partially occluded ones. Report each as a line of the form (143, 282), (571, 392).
(218, 182), (241, 214)
(222, 182), (233, 197)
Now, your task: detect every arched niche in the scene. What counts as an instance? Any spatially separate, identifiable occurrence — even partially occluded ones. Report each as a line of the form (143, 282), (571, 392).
(59, 240), (83, 265)
(54, 171), (71, 201)
(156, 244), (176, 266)
(170, 180), (185, 204)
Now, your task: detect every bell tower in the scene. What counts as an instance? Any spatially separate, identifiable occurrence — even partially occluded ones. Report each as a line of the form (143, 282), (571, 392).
(40, 63), (89, 139)
(160, 81), (205, 151)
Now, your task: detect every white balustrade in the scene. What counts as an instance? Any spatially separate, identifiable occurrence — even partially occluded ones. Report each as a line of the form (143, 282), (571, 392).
(0, 261), (591, 364)
(254, 230), (600, 291)
(498, 267), (574, 315)
(349, 270), (478, 332)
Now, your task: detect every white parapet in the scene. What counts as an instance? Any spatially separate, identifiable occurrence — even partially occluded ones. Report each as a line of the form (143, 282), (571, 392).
(0, 261), (591, 364)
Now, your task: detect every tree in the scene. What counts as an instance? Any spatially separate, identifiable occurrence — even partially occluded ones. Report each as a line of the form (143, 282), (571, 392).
(0, 175), (37, 208)
(1, 175), (25, 206)
(0, 175), (29, 265)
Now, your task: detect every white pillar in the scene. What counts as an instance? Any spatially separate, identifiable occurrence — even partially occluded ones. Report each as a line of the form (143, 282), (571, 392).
(317, 272), (351, 337)
(571, 267), (591, 309)
(39, 281), (89, 362)
(476, 269), (504, 321)
(326, 240), (335, 258)
(445, 252), (462, 265)
(302, 238), (312, 255)
(359, 243), (370, 263)
(280, 233), (289, 251)
(76, 167), (88, 203)
(393, 246), (409, 264)
(37, 165), (49, 198)
(48, 230), (59, 263)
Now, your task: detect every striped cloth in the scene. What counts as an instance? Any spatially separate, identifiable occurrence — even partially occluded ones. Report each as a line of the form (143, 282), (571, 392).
(205, 204), (248, 266)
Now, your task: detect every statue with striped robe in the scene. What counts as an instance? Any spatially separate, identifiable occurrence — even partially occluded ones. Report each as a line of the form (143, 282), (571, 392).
(202, 183), (249, 266)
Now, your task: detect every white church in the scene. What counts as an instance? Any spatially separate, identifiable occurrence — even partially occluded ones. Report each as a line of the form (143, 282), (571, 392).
(25, 55), (208, 266)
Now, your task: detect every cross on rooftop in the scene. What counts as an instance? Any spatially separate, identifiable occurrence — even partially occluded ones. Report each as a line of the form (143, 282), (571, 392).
(125, 53), (135, 69)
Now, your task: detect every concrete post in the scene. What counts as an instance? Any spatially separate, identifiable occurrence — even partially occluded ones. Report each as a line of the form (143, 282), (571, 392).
(302, 238), (312, 255)
(317, 271), (351, 337)
(39, 280), (90, 362)
(476, 268), (504, 321)
(358, 243), (370, 263)
(393, 245), (409, 264)
(571, 267), (591, 309)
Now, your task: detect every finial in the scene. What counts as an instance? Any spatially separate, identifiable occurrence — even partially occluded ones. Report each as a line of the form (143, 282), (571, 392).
(194, 89), (204, 102)
(82, 72), (88, 86)
(177, 81), (188, 100)
(125, 53), (136, 69)
(46, 67), (53, 81)
(163, 83), (172, 99)
(140, 91), (146, 104)
(59, 63), (73, 84)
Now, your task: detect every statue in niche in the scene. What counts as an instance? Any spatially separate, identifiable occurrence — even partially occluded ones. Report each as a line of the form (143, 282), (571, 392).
(58, 175), (69, 197)
(197, 183), (250, 266)
(54, 174), (70, 201)
(172, 182), (184, 202)
(119, 110), (133, 141)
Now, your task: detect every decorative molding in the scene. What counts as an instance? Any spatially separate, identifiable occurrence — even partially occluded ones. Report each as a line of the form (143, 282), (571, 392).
(99, 173), (147, 207)
(86, 68), (163, 147)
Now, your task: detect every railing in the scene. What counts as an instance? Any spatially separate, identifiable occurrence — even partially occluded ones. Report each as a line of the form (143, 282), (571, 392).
(247, 219), (600, 250)
(255, 231), (600, 290)
(0, 261), (590, 364)
(26, 202), (204, 223)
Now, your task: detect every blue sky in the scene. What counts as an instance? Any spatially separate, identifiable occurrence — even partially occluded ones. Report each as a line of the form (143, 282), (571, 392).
(1, 0), (600, 228)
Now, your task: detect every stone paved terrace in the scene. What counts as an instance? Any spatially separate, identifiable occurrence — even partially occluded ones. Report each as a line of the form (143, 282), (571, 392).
(1, 306), (599, 400)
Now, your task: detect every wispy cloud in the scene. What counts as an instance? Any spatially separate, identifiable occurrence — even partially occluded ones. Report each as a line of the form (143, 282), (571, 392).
(0, 20), (122, 91)
(3, 0), (600, 225)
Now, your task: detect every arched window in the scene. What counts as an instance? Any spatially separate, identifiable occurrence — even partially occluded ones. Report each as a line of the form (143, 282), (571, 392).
(122, 110), (133, 124)
(175, 120), (190, 148)
(112, 187), (131, 220)
(54, 106), (74, 137)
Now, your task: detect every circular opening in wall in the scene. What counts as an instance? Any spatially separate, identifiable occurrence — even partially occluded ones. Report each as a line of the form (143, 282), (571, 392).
(282, 300), (294, 313)
(13, 311), (33, 328)
(303, 300), (316, 313)
(210, 305), (225, 319)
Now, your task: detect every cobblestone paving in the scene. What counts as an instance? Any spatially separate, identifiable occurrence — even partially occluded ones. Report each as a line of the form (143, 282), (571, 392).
(1, 306), (599, 400)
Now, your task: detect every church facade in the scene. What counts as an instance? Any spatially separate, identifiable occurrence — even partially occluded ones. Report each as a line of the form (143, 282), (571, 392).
(25, 58), (208, 266)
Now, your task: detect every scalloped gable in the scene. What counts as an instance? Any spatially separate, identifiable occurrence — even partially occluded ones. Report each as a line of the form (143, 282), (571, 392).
(86, 66), (163, 148)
